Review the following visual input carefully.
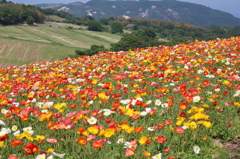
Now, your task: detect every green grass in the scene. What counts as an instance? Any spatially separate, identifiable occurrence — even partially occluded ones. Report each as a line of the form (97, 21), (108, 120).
(0, 23), (122, 67)
(0, 37), (78, 67)
(47, 15), (66, 22)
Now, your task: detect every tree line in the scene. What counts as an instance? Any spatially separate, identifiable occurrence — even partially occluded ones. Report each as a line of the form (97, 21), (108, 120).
(73, 16), (240, 55)
(36, 8), (73, 20)
(0, 3), (45, 25)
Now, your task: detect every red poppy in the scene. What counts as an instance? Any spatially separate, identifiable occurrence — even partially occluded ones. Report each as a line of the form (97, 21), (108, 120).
(0, 134), (8, 141)
(5, 112), (11, 118)
(23, 143), (38, 155)
(70, 104), (77, 109)
(105, 118), (112, 123)
(202, 80), (211, 88)
(179, 112), (187, 118)
(157, 123), (165, 129)
(97, 113), (103, 119)
(92, 140), (103, 148)
(212, 101), (217, 106)
(10, 139), (24, 147)
(146, 140), (152, 144)
(112, 100), (120, 108)
(91, 110), (100, 117)
(223, 91), (228, 95)
(157, 136), (166, 144)
(21, 116), (29, 121)
(12, 107), (21, 114)
(227, 121), (232, 127)
(135, 126), (143, 133)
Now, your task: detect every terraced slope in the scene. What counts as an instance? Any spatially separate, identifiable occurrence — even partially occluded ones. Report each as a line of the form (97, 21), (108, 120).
(0, 23), (121, 67)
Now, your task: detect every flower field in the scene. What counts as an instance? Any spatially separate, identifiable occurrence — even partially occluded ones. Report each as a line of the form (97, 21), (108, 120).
(0, 37), (240, 159)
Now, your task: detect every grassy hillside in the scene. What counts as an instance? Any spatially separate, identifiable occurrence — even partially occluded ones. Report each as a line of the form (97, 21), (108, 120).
(47, 15), (66, 22)
(0, 37), (77, 68)
(0, 23), (122, 68)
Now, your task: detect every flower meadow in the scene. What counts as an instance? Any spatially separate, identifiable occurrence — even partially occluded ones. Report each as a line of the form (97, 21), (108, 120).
(0, 37), (240, 159)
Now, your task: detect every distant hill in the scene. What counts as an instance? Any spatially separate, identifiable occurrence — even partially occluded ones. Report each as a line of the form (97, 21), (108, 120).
(35, 1), (240, 27)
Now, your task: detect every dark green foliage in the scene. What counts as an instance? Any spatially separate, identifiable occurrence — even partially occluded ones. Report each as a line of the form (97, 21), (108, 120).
(110, 33), (161, 52)
(110, 26), (162, 51)
(134, 28), (156, 38)
(62, 15), (95, 26)
(0, 3), (45, 25)
(99, 18), (109, 25)
(76, 44), (107, 56)
(75, 50), (86, 56)
(87, 20), (103, 31)
(111, 22), (123, 34)
(67, 26), (73, 29)
(26, 16), (34, 24)
(132, 24), (139, 30)
(81, 15), (94, 21)
(0, 0), (7, 4)
(110, 35), (142, 51)
(37, 8), (73, 20)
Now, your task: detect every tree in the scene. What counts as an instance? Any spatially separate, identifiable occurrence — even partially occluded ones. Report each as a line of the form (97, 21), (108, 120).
(75, 44), (107, 56)
(0, 0), (7, 4)
(110, 35), (144, 51)
(99, 18), (109, 25)
(75, 50), (86, 56)
(26, 16), (34, 24)
(134, 28), (156, 38)
(111, 22), (124, 34)
(0, 4), (45, 25)
(81, 15), (94, 21)
(87, 20), (103, 31)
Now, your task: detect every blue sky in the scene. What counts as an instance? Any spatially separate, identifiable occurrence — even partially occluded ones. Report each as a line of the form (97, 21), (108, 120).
(9, 0), (240, 18)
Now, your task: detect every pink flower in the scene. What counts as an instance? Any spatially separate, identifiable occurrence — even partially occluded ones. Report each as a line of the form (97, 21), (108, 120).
(65, 123), (74, 129)
(8, 155), (18, 159)
(58, 123), (66, 129)
(130, 139), (138, 147)
(175, 127), (184, 134)
(46, 138), (58, 143)
(164, 148), (170, 153)
(125, 148), (136, 156)
(173, 88), (179, 93)
(165, 120), (173, 125)
(87, 135), (96, 141)
(224, 102), (229, 106)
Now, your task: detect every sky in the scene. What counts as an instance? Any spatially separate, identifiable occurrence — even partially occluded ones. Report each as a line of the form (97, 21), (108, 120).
(9, 0), (240, 18)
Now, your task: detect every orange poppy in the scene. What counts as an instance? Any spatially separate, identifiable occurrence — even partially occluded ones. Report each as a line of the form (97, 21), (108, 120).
(10, 139), (24, 147)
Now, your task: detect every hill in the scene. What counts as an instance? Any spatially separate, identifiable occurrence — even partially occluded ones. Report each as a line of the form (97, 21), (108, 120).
(0, 36), (239, 158)
(0, 23), (121, 68)
(35, 0), (240, 27)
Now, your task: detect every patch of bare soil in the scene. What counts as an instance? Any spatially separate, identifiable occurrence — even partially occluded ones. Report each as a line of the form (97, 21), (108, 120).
(214, 138), (240, 159)
(224, 138), (240, 159)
